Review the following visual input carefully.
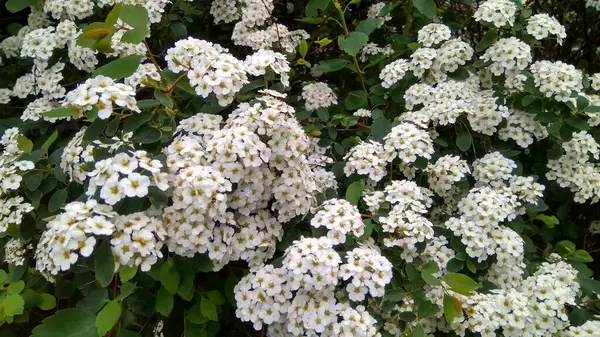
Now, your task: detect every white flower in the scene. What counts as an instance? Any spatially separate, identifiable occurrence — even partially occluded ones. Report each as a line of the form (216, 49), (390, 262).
(120, 173), (151, 198)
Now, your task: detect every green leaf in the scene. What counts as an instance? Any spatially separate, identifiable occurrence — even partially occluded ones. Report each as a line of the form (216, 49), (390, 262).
(584, 105), (600, 113)
(421, 261), (441, 286)
(155, 286), (174, 316)
(105, 3), (123, 28)
(200, 297), (218, 321)
(48, 188), (68, 213)
(5, 0), (36, 13)
(119, 5), (149, 43)
(338, 32), (369, 56)
(96, 300), (122, 337)
(533, 214), (559, 228)
(565, 116), (590, 131)
(442, 273), (480, 295)
(92, 55), (144, 81)
(371, 118), (391, 141)
(579, 278), (600, 295)
(116, 283), (137, 301)
(0, 270), (8, 284)
(42, 131), (59, 152)
(7, 280), (24, 294)
(38, 293), (57, 311)
(522, 95), (536, 107)
(224, 273), (239, 306)
(119, 265), (137, 283)
(177, 269), (195, 301)
(31, 308), (97, 337)
(77, 289), (110, 314)
(170, 22), (188, 39)
(299, 39), (308, 58)
(4, 294), (24, 316)
(206, 290), (226, 306)
(384, 290), (407, 302)
(123, 111), (152, 133)
(17, 136), (33, 153)
(160, 263), (180, 294)
(413, 0), (437, 19)
(131, 126), (162, 144)
(568, 250), (594, 263)
(475, 29), (497, 52)
(413, 324), (425, 337)
(94, 240), (115, 288)
(443, 294), (456, 323)
(84, 117), (109, 140)
(154, 89), (174, 109)
(346, 180), (364, 206)
(456, 132), (472, 151)
(355, 18), (380, 35)
(25, 171), (44, 191)
(345, 91), (369, 110)
(316, 59), (349, 73)
(306, 0), (330, 17)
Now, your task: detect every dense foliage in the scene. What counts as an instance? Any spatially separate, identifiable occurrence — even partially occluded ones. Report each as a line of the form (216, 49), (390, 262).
(0, 0), (600, 337)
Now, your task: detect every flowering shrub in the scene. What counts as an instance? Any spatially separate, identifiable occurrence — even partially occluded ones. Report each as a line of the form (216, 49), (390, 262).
(0, 0), (600, 336)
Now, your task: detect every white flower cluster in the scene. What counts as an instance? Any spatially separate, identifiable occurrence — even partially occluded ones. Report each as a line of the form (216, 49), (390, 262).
(4, 238), (32, 266)
(86, 151), (168, 205)
(359, 43), (393, 63)
(410, 47), (437, 77)
(301, 82), (338, 111)
(353, 109), (371, 118)
(481, 37), (532, 76)
(547, 131), (600, 203)
(344, 141), (389, 182)
(384, 122), (434, 163)
(426, 155), (470, 196)
(417, 23), (452, 47)
(124, 63), (161, 89)
(378, 180), (435, 262)
(586, 0), (600, 10)
(590, 220), (600, 235)
(367, 2), (392, 24)
(244, 49), (291, 87)
(162, 92), (334, 269)
(498, 109), (548, 148)
(379, 59), (411, 88)
(63, 75), (139, 119)
(12, 61), (66, 100)
(560, 320), (600, 337)
(235, 236), (387, 337)
(311, 199), (364, 244)
(165, 38), (248, 106)
(591, 73), (600, 91)
(35, 200), (164, 281)
(526, 14), (567, 45)
(474, 0), (518, 28)
(0, 128), (35, 233)
(339, 243), (392, 301)
(20, 27), (57, 60)
(530, 61), (583, 102)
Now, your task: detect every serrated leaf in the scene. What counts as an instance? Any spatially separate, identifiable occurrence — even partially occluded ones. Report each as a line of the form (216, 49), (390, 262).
(355, 18), (380, 35)
(338, 32), (369, 56)
(155, 287), (174, 316)
(96, 300), (122, 337)
(7, 280), (24, 294)
(92, 55), (144, 81)
(346, 180), (363, 206)
(413, 0), (437, 19)
(94, 241), (115, 287)
(4, 294), (24, 316)
(31, 308), (97, 337)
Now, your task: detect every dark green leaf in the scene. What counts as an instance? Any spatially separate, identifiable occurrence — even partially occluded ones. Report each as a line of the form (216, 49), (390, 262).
(94, 241), (115, 287)
(384, 290), (407, 302)
(77, 289), (110, 314)
(306, 0), (330, 17)
(316, 59), (350, 73)
(160, 263), (180, 294)
(31, 308), (97, 337)
(345, 91), (369, 110)
(346, 180), (363, 205)
(475, 30), (497, 52)
(48, 188), (68, 213)
(338, 32), (369, 56)
(155, 286), (174, 316)
(413, 0), (437, 19)
(200, 297), (218, 321)
(119, 5), (149, 43)
(355, 18), (380, 35)
(131, 126), (162, 144)
(5, 0), (36, 13)
(565, 116), (589, 130)
(92, 55), (144, 81)
(456, 132), (472, 151)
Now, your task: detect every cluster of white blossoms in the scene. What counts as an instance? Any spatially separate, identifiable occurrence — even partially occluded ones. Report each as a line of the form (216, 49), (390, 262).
(547, 131), (600, 203)
(498, 109), (548, 147)
(4, 238), (32, 266)
(384, 122), (434, 163)
(244, 49), (291, 87)
(481, 37), (532, 76)
(161, 91), (335, 269)
(301, 82), (338, 111)
(310, 199), (364, 244)
(474, 0), (519, 28)
(62, 75), (139, 119)
(44, 0), (177, 23)
(359, 43), (393, 63)
(20, 27), (57, 60)
(353, 108), (372, 118)
(530, 60), (583, 102)
(445, 152), (544, 261)
(591, 73), (600, 91)
(235, 236), (388, 337)
(165, 38), (248, 106)
(417, 23), (451, 47)
(0, 128), (35, 233)
(526, 14), (567, 45)
(367, 2), (392, 24)
(426, 155), (470, 196)
(12, 61), (66, 100)
(343, 141), (389, 182)
(124, 63), (161, 89)
(410, 47), (437, 77)
(560, 320), (600, 337)
(379, 59), (411, 88)
(86, 151), (169, 205)
(35, 200), (164, 281)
